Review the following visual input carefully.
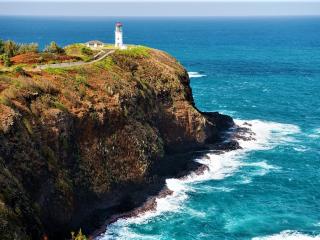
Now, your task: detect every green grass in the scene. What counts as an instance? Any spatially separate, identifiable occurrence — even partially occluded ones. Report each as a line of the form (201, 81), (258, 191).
(22, 117), (33, 134)
(103, 44), (116, 50)
(94, 56), (114, 70)
(0, 95), (11, 106)
(75, 75), (88, 87)
(65, 43), (95, 62)
(44, 67), (68, 75)
(116, 46), (150, 58)
(53, 101), (68, 111)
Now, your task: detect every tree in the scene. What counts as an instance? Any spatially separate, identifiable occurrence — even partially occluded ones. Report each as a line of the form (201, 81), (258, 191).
(44, 41), (65, 54)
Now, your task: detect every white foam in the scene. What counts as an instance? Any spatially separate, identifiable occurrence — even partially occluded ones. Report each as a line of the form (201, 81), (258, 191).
(98, 119), (300, 239)
(308, 128), (320, 139)
(188, 71), (206, 78)
(293, 146), (309, 152)
(252, 230), (320, 240)
(244, 161), (281, 176)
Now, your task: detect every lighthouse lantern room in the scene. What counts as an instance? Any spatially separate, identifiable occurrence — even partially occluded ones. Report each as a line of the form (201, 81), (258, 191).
(115, 22), (124, 48)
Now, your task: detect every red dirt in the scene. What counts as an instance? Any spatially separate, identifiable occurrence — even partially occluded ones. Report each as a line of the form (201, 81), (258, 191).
(10, 52), (79, 65)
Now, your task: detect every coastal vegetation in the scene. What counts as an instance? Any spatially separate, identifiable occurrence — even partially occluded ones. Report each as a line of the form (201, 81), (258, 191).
(64, 43), (94, 62)
(0, 40), (234, 239)
(44, 41), (65, 54)
(0, 40), (78, 69)
(0, 39), (153, 72)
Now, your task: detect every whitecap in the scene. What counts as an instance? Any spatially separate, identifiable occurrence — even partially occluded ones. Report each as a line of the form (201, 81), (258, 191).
(239, 176), (252, 184)
(308, 128), (320, 139)
(98, 119), (301, 239)
(252, 230), (320, 240)
(188, 71), (206, 78)
(244, 161), (281, 176)
(235, 119), (300, 150)
(293, 146), (309, 152)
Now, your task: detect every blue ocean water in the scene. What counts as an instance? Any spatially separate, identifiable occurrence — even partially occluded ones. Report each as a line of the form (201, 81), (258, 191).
(1, 16), (320, 240)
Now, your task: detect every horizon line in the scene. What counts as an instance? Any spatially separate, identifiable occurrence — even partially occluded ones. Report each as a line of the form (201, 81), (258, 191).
(1, 14), (320, 17)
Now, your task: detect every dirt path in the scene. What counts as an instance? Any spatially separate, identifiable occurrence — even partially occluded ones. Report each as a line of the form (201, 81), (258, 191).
(37, 50), (115, 70)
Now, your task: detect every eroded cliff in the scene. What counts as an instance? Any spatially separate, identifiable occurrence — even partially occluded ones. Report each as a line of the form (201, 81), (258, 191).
(0, 47), (234, 239)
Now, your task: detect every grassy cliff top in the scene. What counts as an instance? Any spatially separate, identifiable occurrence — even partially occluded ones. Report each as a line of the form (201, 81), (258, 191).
(0, 43), (189, 128)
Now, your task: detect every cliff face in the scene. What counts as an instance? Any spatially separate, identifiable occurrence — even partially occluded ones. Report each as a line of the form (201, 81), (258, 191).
(0, 47), (234, 239)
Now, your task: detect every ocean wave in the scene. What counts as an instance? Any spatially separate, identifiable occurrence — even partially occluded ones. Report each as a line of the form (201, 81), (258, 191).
(244, 161), (281, 176)
(308, 128), (320, 139)
(252, 230), (320, 240)
(98, 119), (300, 239)
(235, 119), (300, 150)
(188, 71), (206, 78)
(293, 146), (309, 152)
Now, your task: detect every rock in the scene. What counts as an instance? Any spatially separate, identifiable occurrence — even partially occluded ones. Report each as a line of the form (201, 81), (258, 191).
(0, 47), (235, 239)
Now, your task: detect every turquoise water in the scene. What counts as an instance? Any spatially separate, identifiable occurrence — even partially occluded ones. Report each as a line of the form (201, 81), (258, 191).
(1, 17), (320, 239)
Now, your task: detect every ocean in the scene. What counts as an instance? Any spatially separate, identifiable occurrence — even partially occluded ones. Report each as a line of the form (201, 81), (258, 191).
(1, 16), (320, 240)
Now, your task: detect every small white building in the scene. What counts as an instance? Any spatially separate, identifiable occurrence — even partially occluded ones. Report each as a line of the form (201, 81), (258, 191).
(115, 22), (126, 49)
(85, 40), (104, 49)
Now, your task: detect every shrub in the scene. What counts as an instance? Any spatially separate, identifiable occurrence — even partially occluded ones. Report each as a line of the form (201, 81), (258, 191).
(44, 41), (65, 54)
(0, 40), (38, 58)
(14, 66), (27, 76)
(71, 229), (87, 240)
(3, 40), (19, 57)
(0, 39), (4, 54)
(75, 75), (88, 87)
(2, 54), (12, 67)
(80, 47), (93, 56)
(65, 44), (93, 61)
(17, 43), (39, 54)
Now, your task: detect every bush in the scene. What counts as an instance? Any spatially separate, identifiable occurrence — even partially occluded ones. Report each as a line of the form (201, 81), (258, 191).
(18, 43), (39, 54)
(75, 75), (88, 87)
(3, 40), (19, 57)
(0, 40), (38, 57)
(80, 47), (93, 56)
(44, 41), (65, 54)
(0, 39), (4, 54)
(64, 44), (93, 61)
(14, 66), (27, 76)
(2, 54), (12, 67)
(71, 229), (87, 240)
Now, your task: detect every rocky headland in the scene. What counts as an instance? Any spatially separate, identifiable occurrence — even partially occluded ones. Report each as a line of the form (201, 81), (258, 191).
(0, 46), (235, 239)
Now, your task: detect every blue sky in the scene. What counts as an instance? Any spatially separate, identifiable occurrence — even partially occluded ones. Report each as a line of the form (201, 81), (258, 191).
(0, 1), (320, 16)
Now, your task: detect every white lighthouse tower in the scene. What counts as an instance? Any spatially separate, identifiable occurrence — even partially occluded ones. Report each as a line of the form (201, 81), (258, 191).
(115, 22), (124, 49)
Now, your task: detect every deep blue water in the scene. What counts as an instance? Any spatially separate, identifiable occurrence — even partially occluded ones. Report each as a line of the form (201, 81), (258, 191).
(1, 16), (320, 240)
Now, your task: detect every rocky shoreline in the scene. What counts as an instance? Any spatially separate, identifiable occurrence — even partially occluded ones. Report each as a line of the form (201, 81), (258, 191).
(92, 120), (257, 239)
(91, 121), (255, 239)
(0, 47), (244, 239)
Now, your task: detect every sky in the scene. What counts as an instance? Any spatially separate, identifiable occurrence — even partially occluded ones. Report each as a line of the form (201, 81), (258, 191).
(0, 1), (320, 16)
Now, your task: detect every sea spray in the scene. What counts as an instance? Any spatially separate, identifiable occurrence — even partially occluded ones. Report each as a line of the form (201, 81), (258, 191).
(252, 230), (320, 240)
(188, 72), (207, 78)
(98, 119), (300, 240)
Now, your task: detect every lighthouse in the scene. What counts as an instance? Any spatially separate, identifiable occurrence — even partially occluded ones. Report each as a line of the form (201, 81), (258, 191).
(115, 22), (123, 48)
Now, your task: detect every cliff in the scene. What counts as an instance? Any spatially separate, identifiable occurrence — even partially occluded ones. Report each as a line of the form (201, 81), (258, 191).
(0, 46), (234, 239)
